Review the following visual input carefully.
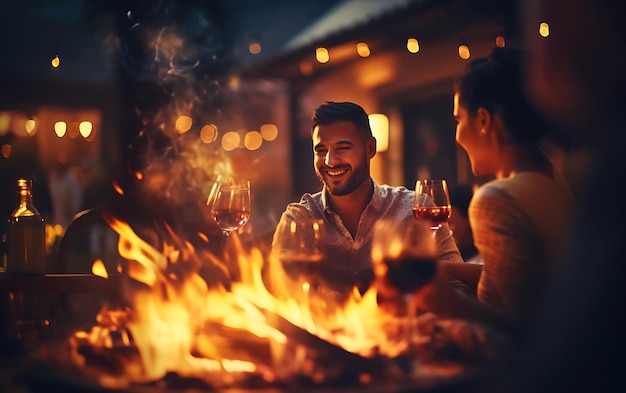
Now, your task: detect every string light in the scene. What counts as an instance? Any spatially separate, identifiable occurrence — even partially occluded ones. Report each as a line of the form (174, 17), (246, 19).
(407, 38), (420, 53)
(539, 22), (550, 37)
(458, 44), (470, 60)
(54, 121), (67, 137)
(356, 42), (370, 57)
(248, 40), (261, 55)
(316, 47), (329, 63)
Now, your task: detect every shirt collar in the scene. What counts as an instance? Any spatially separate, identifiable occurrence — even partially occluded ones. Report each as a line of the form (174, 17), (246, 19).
(321, 177), (382, 214)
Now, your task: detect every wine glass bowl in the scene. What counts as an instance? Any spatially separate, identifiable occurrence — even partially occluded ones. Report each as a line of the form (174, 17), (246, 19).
(208, 178), (251, 240)
(372, 219), (437, 296)
(413, 179), (452, 234)
(274, 217), (326, 280)
(372, 218), (437, 354)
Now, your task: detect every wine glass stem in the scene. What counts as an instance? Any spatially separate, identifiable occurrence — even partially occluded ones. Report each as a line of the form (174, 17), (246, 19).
(219, 231), (231, 255)
(405, 294), (418, 352)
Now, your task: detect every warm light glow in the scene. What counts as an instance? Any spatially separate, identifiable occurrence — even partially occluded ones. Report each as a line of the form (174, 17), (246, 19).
(495, 36), (505, 47)
(244, 131), (263, 150)
(92, 259), (109, 279)
(356, 56), (395, 89)
(1, 144), (11, 158)
(539, 22), (550, 37)
(79, 121), (93, 138)
(407, 38), (420, 53)
(51, 55), (60, 68)
(222, 131), (241, 151)
(175, 115), (193, 134)
(25, 119), (37, 135)
(0, 112), (10, 135)
(54, 121), (67, 137)
(200, 124), (218, 143)
(68, 122), (80, 138)
(356, 42), (370, 57)
(248, 40), (261, 55)
(260, 124), (278, 141)
(113, 182), (125, 195)
(316, 47), (329, 63)
(135, 171), (143, 180)
(300, 61), (313, 76)
(228, 75), (240, 91)
(369, 114), (389, 152)
(458, 44), (471, 60)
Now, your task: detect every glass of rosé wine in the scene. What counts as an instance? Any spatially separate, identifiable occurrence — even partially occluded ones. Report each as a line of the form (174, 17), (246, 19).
(413, 179), (451, 236)
(208, 177), (251, 245)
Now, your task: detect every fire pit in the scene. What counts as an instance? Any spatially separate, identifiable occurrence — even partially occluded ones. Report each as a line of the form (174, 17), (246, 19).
(0, 213), (512, 392)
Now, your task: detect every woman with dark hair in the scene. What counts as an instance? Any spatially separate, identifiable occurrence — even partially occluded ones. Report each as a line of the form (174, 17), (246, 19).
(414, 47), (574, 341)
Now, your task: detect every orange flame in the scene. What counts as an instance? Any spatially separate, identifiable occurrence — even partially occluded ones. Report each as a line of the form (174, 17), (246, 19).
(71, 215), (413, 389)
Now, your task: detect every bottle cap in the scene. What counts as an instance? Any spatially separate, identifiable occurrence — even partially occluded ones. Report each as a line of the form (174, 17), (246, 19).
(17, 178), (32, 189)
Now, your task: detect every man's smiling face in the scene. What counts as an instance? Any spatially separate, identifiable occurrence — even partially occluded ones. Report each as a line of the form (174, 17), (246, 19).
(312, 121), (373, 196)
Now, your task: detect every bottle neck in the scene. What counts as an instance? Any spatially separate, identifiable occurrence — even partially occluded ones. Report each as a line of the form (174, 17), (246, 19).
(12, 187), (40, 217)
(19, 190), (34, 207)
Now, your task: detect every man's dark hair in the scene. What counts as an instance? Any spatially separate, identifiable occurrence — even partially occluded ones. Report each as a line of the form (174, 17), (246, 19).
(311, 101), (372, 137)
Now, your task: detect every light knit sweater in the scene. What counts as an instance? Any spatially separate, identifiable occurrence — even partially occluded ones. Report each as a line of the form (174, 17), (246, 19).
(470, 172), (574, 316)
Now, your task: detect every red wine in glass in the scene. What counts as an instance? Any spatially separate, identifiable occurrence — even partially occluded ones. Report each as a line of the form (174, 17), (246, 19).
(384, 254), (437, 293)
(280, 253), (324, 279)
(414, 179), (452, 235)
(413, 206), (451, 231)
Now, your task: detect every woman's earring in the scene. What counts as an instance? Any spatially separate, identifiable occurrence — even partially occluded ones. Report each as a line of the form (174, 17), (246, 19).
(480, 128), (487, 135)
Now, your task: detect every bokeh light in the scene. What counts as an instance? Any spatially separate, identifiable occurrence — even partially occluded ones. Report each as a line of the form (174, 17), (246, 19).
(200, 124), (218, 143)
(357, 42), (370, 57)
(407, 38), (420, 53)
(458, 44), (470, 60)
(248, 40), (261, 54)
(260, 123), (278, 141)
(222, 131), (241, 151)
(244, 131), (263, 150)
(25, 119), (37, 135)
(79, 121), (92, 138)
(175, 115), (193, 134)
(1, 144), (11, 158)
(54, 121), (67, 137)
(316, 47), (329, 63)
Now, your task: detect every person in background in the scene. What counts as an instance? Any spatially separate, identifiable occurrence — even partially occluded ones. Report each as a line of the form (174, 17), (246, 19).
(271, 101), (462, 298)
(413, 46), (574, 341)
(448, 184), (482, 264)
(499, 0), (626, 391)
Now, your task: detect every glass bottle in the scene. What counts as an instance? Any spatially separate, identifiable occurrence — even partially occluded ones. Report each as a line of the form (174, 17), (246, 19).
(6, 178), (46, 275)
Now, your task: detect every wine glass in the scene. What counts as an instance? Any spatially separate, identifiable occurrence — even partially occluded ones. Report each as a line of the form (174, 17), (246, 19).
(273, 217), (326, 297)
(208, 178), (251, 248)
(413, 179), (452, 236)
(372, 218), (437, 356)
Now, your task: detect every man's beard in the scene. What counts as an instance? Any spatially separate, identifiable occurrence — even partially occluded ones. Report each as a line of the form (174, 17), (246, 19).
(317, 161), (370, 197)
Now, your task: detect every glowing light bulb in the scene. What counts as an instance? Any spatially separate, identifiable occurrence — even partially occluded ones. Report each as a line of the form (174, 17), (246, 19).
(316, 47), (329, 63)
(407, 38), (420, 53)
